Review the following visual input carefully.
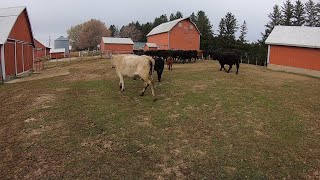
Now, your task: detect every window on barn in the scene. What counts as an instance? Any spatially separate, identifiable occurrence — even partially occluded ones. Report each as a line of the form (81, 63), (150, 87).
(178, 23), (182, 27)
(190, 25), (193, 29)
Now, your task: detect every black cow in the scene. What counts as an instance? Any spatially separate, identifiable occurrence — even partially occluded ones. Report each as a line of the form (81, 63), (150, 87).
(213, 51), (240, 74)
(154, 57), (165, 82)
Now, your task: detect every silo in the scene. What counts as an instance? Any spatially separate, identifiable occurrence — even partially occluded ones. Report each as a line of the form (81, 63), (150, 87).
(54, 36), (70, 55)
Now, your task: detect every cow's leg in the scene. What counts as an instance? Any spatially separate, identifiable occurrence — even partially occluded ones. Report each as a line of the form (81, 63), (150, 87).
(220, 63), (224, 71)
(147, 79), (157, 100)
(140, 82), (149, 96)
(118, 73), (125, 92)
(227, 64), (233, 73)
(235, 62), (239, 74)
(157, 70), (162, 82)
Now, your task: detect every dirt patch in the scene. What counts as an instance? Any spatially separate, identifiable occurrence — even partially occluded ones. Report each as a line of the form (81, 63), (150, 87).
(32, 94), (55, 109)
(6, 68), (70, 84)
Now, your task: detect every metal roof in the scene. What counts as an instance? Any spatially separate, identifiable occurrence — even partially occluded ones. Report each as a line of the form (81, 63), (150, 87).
(134, 42), (146, 50)
(147, 17), (201, 37)
(50, 48), (65, 53)
(0, 6), (26, 44)
(102, 37), (134, 45)
(145, 43), (157, 48)
(265, 26), (320, 49)
(55, 36), (68, 41)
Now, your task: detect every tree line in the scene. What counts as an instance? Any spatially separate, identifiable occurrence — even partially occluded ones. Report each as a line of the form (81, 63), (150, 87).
(67, 0), (319, 66)
(261, 0), (320, 42)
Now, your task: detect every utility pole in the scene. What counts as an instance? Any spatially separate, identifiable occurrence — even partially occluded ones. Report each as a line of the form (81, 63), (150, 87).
(49, 35), (51, 48)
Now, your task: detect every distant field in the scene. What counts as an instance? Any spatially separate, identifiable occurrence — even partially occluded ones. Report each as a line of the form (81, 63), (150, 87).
(0, 58), (319, 179)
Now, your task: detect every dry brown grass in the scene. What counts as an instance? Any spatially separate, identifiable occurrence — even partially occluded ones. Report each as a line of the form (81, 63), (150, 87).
(0, 58), (319, 179)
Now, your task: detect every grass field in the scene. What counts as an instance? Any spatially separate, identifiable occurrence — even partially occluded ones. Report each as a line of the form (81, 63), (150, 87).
(0, 58), (319, 179)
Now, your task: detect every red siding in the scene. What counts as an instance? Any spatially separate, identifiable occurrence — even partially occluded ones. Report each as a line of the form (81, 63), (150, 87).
(2, 8), (34, 78)
(269, 45), (320, 71)
(0, 45), (2, 80)
(34, 39), (49, 58)
(50, 52), (65, 59)
(147, 19), (200, 51)
(147, 32), (169, 50)
(169, 20), (200, 50)
(143, 46), (157, 51)
(101, 43), (133, 54)
(4, 43), (15, 76)
(8, 10), (33, 43)
(16, 43), (23, 74)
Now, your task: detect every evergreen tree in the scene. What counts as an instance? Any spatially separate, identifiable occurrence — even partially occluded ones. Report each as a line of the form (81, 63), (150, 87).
(293, 0), (306, 26)
(260, 5), (282, 42)
(109, 25), (117, 37)
(305, 0), (317, 26)
(282, 0), (294, 26)
(175, 11), (183, 19)
(218, 18), (226, 37)
(139, 22), (153, 42)
(195, 11), (213, 50)
(169, 11), (183, 21)
(315, 2), (320, 26)
(169, 13), (175, 21)
(239, 20), (248, 43)
(190, 12), (197, 24)
(153, 14), (168, 27)
(224, 12), (239, 40)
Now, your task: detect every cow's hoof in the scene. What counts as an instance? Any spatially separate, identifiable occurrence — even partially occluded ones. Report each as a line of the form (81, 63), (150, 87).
(120, 89), (125, 93)
(140, 92), (145, 96)
(153, 97), (158, 101)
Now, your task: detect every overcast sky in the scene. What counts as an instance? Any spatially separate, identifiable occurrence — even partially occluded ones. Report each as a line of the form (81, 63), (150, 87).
(1, 0), (310, 47)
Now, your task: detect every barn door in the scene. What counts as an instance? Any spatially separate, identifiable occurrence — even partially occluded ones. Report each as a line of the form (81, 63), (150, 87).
(4, 42), (15, 77)
(16, 42), (23, 74)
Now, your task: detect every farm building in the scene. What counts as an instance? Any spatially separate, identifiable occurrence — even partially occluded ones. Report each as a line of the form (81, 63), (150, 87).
(265, 26), (320, 77)
(143, 43), (158, 51)
(100, 37), (134, 54)
(134, 42), (146, 50)
(34, 39), (50, 59)
(54, 36), (70, 55)
(147, 17), (201, 50)
(0, 6), (35, 81)
(50, 48), (65, 59)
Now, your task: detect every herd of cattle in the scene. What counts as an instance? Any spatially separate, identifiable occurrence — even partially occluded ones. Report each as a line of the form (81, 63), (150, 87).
(111, 50), (241, 100)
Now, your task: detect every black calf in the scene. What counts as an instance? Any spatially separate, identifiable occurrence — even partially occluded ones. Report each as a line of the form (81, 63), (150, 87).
(154, 57), (165, 82)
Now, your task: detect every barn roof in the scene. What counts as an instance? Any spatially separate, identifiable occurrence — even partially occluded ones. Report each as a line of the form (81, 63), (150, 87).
(50, 48), (65, 53)
(265, 26), (320, 49)
(102, 37), (134, 45)
(147, 17), (201, 37)
(145, 43), (157, 48)
(0, 6), (34, 45)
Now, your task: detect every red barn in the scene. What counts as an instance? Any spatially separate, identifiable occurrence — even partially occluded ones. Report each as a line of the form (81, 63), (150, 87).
(50, 48), (65, 59)
(34, 39), (50, 59)
(100, 37), (134, 54)
(147, 17), (201, 50)
(143, 43), (158, 51)
(0, 6), (35, 81)
(265, 26), (320, 77)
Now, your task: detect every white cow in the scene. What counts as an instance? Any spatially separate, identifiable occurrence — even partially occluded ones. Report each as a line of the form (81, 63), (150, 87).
(111, 54), (156, 100)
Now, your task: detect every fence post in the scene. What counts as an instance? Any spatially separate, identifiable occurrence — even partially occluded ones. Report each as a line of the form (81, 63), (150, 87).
(256, 57), (258, 66)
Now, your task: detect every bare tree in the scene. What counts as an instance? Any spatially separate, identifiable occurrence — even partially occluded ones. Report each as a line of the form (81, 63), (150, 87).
(120, 25), (143, 42)
(67, 24), (83, 51)
(79, 19), (111, 50)
(68, 19), (110, 51)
